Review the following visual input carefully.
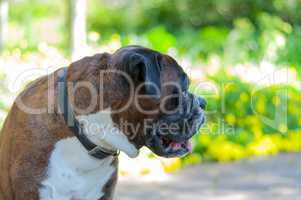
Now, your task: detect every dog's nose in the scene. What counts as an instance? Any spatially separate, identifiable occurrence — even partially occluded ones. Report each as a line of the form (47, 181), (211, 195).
(197, 97), (206, 110)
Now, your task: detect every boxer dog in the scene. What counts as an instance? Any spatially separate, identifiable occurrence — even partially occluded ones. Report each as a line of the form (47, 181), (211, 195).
(0, 46), (206, 200)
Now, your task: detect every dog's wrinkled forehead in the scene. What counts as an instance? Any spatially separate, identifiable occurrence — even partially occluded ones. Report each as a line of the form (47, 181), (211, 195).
(112, 45), (189, 96)
(160, 53), (189, 95)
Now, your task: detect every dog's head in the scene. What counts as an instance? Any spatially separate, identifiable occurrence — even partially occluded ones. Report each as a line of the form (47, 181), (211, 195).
(103, 46), (206, 158)
(70, 45), (205, 158)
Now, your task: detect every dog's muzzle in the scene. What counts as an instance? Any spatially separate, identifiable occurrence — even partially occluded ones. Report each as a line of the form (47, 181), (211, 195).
(145, 92), (206, 158)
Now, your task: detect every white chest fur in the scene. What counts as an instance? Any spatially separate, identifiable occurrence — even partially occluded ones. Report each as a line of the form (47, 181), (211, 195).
(39, 110), (138, 200)
(39, 137), (116, 200)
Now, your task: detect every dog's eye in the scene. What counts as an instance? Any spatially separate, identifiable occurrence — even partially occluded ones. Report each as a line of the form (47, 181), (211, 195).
(167, 89), (182, 110)
(170, 94), (180, 108)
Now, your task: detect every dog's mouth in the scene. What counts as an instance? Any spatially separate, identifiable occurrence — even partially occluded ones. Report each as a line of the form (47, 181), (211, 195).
(145, 117), (203, 158)
(145, 94), (205, 158)
(160, 135), (193, 154)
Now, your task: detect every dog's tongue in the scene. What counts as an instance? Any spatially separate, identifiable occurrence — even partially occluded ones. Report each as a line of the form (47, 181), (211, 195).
(170, 142), (182, 151)
(170, 140), (193, 152)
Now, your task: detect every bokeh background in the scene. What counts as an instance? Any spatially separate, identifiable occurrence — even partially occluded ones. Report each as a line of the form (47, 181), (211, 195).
(0, 0), (300, 180)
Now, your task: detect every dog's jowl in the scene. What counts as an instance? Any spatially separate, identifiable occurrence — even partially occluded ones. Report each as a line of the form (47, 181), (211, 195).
(0, 46), (206, 200)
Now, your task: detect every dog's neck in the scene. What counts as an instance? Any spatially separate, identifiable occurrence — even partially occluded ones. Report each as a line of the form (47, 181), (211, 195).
(62, 55), (139, 158)
(63, 55), (113, 115)
(76, 109), (139, 158)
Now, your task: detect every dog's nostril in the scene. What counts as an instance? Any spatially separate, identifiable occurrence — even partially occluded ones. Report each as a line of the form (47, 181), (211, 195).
(197, 97), (206, 110)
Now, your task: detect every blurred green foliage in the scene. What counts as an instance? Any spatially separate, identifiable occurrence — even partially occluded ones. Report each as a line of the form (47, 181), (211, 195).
(185, 72), (301, 164)
(87, 0), (301, 33)
(278, 27), (301, 69)
(7, 0), (65, 51)
(6, 1), (301, 68)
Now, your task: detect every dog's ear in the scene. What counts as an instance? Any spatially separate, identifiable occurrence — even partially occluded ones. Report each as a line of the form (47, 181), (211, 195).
(127, 53), (161, 100)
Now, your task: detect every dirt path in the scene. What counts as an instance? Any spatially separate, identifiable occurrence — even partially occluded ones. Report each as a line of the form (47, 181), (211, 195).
(117, 153), (301, 200)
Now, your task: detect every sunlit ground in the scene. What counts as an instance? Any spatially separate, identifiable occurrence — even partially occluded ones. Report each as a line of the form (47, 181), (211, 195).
(117, 153), (301, 200)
